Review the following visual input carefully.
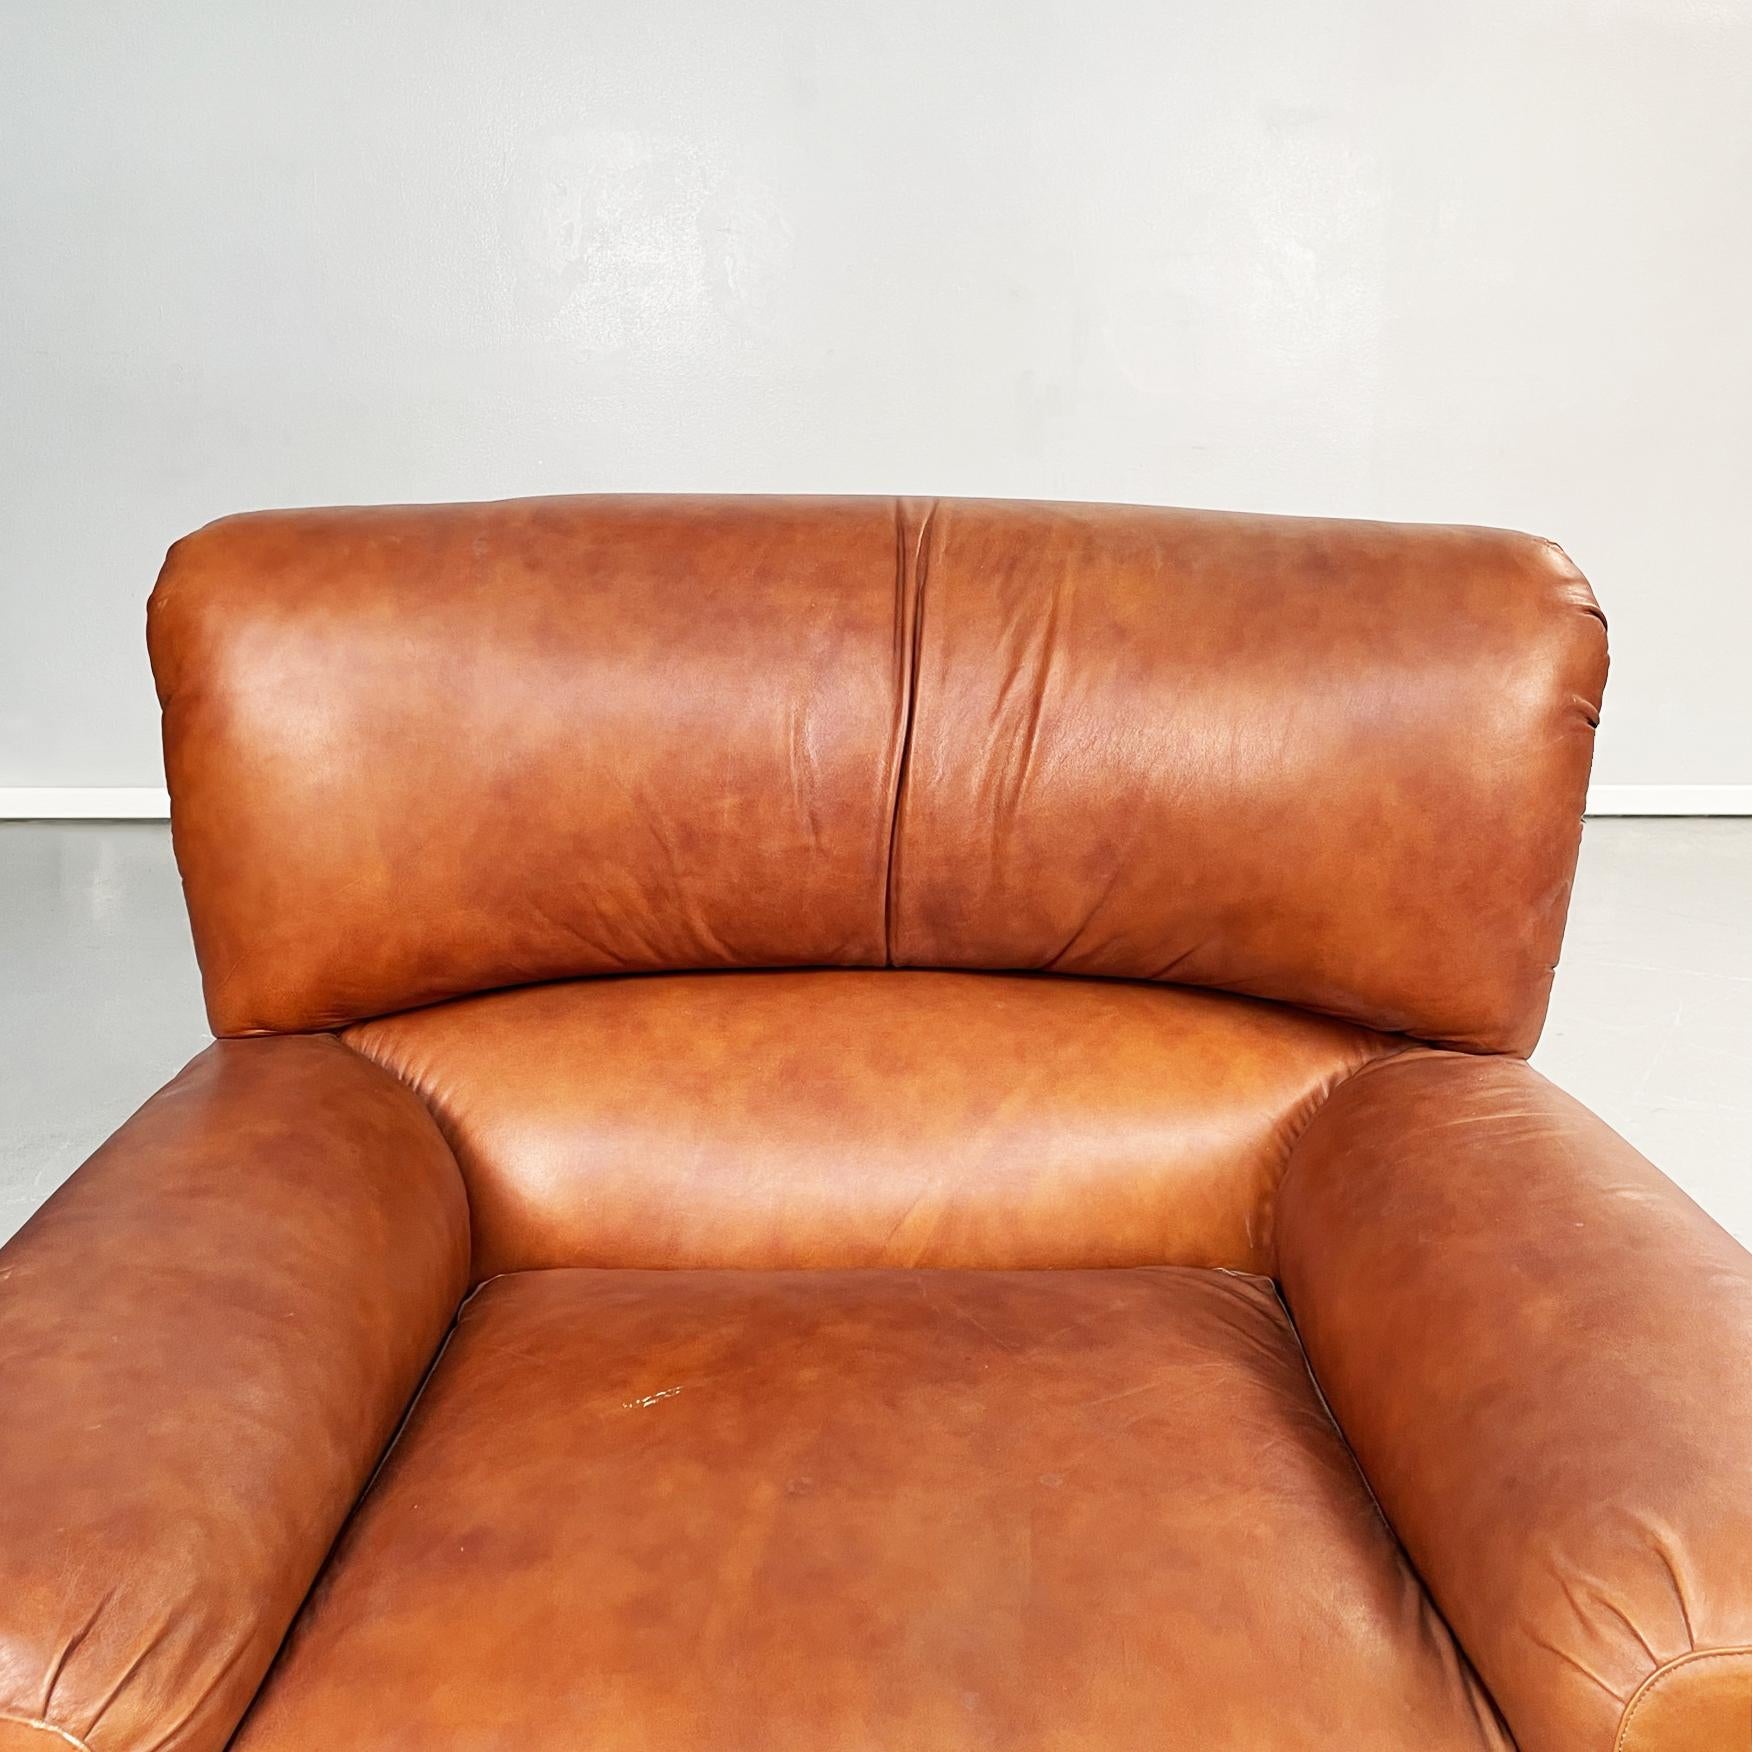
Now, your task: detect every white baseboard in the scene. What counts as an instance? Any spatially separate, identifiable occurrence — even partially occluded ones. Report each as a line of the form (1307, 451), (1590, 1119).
(1586, 784), (1752, 816)
(0, 787), (171, 819)
(1, 784), (1748, 821)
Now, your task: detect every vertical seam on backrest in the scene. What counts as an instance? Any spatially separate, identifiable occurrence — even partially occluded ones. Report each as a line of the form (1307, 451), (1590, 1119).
(882, 497), (936, 964)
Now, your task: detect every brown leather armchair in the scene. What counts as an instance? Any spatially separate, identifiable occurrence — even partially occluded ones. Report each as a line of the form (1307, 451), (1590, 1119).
(2, 498), (1747, 1752)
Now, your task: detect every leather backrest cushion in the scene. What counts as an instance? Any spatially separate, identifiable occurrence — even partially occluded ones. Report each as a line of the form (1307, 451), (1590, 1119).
(151, 495), (1606, 1049)
(150, 497), (907, 1034)
(344, 970), (1401, 1280)
(891, 500), (1606, 1054)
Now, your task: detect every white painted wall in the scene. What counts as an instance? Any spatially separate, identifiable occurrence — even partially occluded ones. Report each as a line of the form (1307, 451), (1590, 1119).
(3, 0), (1749, 793)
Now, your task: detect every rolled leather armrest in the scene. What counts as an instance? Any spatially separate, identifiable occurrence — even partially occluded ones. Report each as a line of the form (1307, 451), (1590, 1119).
(0, 1036), (469, 1752)
(1276, 1052), (1752, 1752)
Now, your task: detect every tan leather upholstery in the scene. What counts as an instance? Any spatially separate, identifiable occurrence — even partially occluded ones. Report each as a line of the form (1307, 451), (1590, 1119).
(888, 499), (1603, 1055)
(1277, 1053), (1752, 1752)
(150, 496), (1604, 1051)
(3, 495), (1745, 1751)
(344, 969), (1401, 1281)
(230, 1268), (1509, 1752)
(0, 1037), (467, 1752)
(148, 497), (905, 1036)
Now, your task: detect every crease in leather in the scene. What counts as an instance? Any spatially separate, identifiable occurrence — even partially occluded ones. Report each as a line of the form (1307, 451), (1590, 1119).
(1271, 1282), (1515, 1751)
(882, 496), (935, 964)
(333, 1027), (482, 1257)
(222, 1212), (475, 1751)
(1265, 1045), (1515, 1742)
(1262, 1040), (1434, 1273)
(1614, 1645), (1752, 1752)
(105, 1626), (259, 1752)
(344, 1286), (470, 1516)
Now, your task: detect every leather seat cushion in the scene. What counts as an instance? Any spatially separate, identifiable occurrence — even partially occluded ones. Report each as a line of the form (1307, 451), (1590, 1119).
(233, 1267), (1505, 1751)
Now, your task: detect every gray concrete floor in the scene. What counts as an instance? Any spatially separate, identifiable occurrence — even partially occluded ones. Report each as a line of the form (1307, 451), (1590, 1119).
(2, 820), (1749, 1247)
